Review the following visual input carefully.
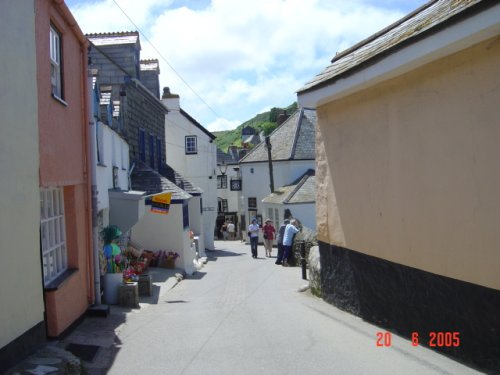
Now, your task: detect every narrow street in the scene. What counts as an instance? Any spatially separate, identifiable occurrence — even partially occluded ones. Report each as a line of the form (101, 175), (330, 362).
(69, 240), (481, 375)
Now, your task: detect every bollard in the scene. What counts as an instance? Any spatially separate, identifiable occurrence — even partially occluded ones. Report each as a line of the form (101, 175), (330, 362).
(300, 241), (307, 280)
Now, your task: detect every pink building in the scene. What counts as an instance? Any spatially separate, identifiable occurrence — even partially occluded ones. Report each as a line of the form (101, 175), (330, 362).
(35, 0), (94, 337)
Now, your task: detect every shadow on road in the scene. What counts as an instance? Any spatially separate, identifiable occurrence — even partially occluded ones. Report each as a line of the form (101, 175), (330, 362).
(207, 248), (247, 261)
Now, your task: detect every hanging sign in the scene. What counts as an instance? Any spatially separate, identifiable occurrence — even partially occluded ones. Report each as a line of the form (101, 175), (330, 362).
(151, 192), (172, 215)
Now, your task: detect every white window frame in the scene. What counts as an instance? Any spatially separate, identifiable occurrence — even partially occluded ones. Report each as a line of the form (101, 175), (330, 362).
(185, 135), (198, 154)
(50, 25), (62, 99)
(40, 187), (68, 285)
(217, 174), (227, 189)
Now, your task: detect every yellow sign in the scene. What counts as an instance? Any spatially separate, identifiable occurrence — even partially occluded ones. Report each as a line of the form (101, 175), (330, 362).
(151, 192), (172, 215)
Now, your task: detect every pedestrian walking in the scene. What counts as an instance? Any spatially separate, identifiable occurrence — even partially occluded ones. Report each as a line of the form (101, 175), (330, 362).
(227, 221), (235, 240)
(248, 219), (260, 258)
(282, 219), (301, 266)
(275, 219), (290, 265)
(221, 222), (228, 241)
(262, 218), (276, 257)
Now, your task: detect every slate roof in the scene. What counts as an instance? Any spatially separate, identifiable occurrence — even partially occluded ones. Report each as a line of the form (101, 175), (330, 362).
(262, 169), (315, 205)
(239, 108), (316, 163)
(159, 164), (203, 196)
(217, 148), (239, 165)
(298, 0), (485, 94)
(180, 108), (216, 140)
(87, 31), (140, 48)
(130, 161), (193, 201)
(242, 134), (262, 145)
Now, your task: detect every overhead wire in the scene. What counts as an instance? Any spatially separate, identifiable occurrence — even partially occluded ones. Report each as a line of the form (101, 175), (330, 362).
(111, 0), (222, 122)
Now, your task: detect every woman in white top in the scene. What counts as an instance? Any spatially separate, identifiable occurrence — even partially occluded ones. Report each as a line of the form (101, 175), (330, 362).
(248, 219), (260, 258)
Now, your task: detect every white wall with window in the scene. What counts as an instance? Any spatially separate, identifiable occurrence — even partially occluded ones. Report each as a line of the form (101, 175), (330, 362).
(185, 135), (197, 154)
(95, 121), (130, 212)
(40, 187), (67, 285)
(162, 92), (217, 250)
(240, 160), (314, 239)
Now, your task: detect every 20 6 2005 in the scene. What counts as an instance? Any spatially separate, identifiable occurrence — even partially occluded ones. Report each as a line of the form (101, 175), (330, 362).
(376, 331), (460, 347)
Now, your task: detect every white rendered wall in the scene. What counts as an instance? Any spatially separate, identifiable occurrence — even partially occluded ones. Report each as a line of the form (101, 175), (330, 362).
(131, 203), (196, 274)
(189, 196), (206, 256)
(0, 0), (45, 349)
(163, 99), (217, 250)
(95, 122), (130, 212)
(241, 160), (315, 233)
(217, 165), (241, 213)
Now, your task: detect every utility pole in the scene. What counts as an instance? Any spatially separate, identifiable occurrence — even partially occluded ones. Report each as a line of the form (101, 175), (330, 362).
(265, 136), (275, 193)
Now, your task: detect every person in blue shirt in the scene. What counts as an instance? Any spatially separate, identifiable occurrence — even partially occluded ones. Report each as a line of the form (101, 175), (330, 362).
(282, 219), (301, 266)
(275, 219), (290, 265)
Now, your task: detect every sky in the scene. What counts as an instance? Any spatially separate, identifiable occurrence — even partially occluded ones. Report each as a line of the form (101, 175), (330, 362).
(66, 0), (428, 132)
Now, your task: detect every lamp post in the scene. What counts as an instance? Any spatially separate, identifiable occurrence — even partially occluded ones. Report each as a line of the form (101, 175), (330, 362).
(218, 159), (228, 176)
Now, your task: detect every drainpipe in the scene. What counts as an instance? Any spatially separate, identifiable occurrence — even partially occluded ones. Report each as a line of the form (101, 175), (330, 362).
(87, 74), (101, 304)
(129, 162), (135, 190)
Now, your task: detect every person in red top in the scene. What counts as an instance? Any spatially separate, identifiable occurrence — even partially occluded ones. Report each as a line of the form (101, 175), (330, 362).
(262, 218), (276, 257)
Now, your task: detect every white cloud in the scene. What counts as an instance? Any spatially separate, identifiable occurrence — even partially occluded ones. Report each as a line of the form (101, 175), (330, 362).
(207, 117), (241, 132)
(68, 0), (426, 129)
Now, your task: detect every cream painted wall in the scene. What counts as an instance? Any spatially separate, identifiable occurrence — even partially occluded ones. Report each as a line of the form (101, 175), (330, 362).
(318, 37), (500, 290)
(0, 0), (45, 348)
(131, 203), (196, 274)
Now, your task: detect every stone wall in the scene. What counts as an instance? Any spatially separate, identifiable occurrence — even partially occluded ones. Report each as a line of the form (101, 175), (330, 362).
(318, 241), (500, 373)
(122, 80), (166, 169)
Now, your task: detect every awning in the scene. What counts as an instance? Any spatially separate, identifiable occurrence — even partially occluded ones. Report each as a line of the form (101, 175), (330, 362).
(109, 190), (146, 233)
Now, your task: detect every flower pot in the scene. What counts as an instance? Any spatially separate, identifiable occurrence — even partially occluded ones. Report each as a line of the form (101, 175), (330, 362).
(162, 259), (175, 269)
(103, 272), (123, 304)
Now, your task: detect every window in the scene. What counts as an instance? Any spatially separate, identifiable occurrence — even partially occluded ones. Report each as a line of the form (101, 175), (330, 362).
(218, 199), (228, 213)
(40, 187), (67, 286)
(149, 134), (155, 169)
(248, 197), (257, 209)
(139, 129), (146, 162)
(185, 135), (197, 154)
(50, 25), (63, 98)
(217, 175), (227, 189)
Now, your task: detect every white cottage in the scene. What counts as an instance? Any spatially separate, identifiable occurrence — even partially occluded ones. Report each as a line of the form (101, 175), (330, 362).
(262, 169), (316, 231)
(161, 87), (217, 252)
(239, 108), (316, 238)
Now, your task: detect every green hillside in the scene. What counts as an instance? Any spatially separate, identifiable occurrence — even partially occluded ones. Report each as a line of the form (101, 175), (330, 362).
(215, 102), (298, 152)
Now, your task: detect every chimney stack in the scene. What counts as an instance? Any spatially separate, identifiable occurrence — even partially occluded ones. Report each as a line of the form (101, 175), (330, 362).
(161, 87), (180, 111)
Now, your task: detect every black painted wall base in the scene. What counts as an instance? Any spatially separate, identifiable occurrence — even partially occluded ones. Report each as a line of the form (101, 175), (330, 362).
(0, 321), (46, 374)
(319, 241), (500, 374)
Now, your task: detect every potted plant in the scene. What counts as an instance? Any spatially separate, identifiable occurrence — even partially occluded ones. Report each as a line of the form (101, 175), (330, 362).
(101, 225), (126, 304)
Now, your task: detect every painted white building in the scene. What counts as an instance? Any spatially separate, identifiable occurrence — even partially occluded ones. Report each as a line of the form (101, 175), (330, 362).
(239, 108), (316, 238)
(216, 147), (243, 239)
(262, 169), (316, 231)
(161, 87), (217, 251)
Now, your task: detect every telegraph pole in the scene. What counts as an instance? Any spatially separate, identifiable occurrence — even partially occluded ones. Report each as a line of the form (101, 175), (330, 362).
(265, 136), (275, 193)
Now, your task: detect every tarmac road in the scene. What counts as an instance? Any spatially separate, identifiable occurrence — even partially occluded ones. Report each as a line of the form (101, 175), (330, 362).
(99, 240), (481, 375)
